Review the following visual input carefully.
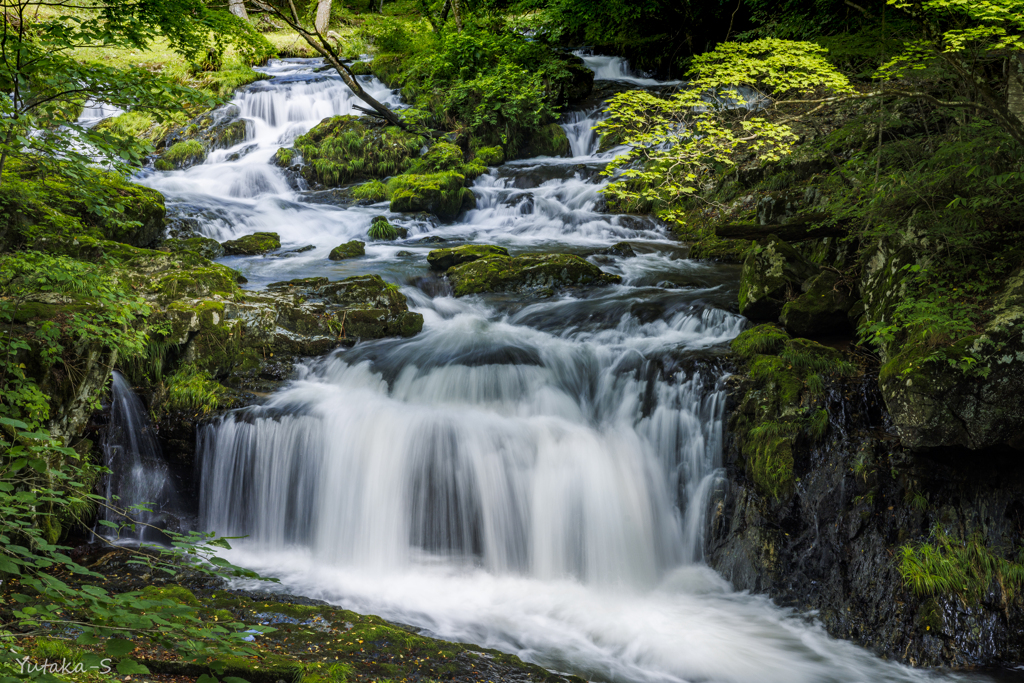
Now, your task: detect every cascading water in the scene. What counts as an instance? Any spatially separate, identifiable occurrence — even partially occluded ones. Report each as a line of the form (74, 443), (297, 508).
(574, 53), (682, 87)
(128, 57), (988, 683)
(100, 371), (180, 542)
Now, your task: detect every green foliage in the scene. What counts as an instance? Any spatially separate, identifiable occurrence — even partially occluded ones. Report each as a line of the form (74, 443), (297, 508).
(367, 217), (399, 241)
(899, 529), (1024, 603)
(732, 324), (790, 358)
(164, 365), (225, 414)
(597, 39), (851, 222)
(156, 140), (207, 171)
(352, 180), (390, 201)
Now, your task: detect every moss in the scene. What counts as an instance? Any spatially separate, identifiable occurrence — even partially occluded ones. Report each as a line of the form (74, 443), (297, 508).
(351, 180), (388, 202)
(295, 116), (427, 187)
(780, 270), (854, 337)
(387, 171), (474, 220)
(141, 585), (201, 607)
(410, 141), (464, 173)
(155, 266), (240, 302)
(272, 147), (296, 167)
(165, 236), (225, 260)
(731, 324), (790, 359)
(348, 60), (372, 75)
(222, 232), (281, 256)
(164, 364), (225, 414)
(474, 146), (505, 166)
(426, 244), (509, 271)
(519, 123), (570, 158)
(157, 139), (207, 170)
(738, 235), (819, 320)
(688, 236), (753, 263)
(95, 111), (165, 145)
(447, 253), (621, 297)
(328, 241), (366, 260)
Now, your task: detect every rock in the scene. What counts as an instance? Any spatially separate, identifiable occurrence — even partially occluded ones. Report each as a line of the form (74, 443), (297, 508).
(155, 140), (206, 171)
(387, 172), (475, 221)
(738, 235), (819, 321)
(328, 240), (365, 260)
(348, 60), (372, 75)
(414, 236), (447, 244)
(165, 237), (225, 260)
(295, 115), (428, 187)
(396, 250), (414, 257)
(221, 232), (281, 256)
(517, 123), (571, 159)
(596, 241), (636, 258)
(427, 244), (509, 271)
(880, 268), (1024, 450)
(277, 245), (316, 256)
(447, 253), (622, 297)
(555, 52), (595, 103)
(780, 270), (854, 337)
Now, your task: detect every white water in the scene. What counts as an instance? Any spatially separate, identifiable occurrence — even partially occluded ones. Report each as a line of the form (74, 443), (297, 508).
(101, 371), (179, 542)
(135, 58), (987, 683)
(575, 53), (682, 87)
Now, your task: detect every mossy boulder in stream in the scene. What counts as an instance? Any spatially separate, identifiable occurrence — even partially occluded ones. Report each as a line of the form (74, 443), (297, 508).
(387, 171), (475, 220)
(155, 140), (206, 171)
(164, 236), (225, 260)
(295, 115), (428, 187)
(328, 240), (365, 260)
(738, 235), (819, 320)
(427, 244), (509, 271)
(447, 253), (621, 297)
(222, 232), (281, 255)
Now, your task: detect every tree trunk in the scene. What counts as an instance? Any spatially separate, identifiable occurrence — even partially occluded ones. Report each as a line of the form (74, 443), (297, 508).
(450, 0), (463, 31)
(315, 0), (332, 34)
(228, 0), (249, 20)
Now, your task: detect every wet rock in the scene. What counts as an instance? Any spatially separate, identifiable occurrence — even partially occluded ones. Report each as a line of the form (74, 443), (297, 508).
(222, 232), (281, 256)
(516, 123), (571, 159)
(413, 235), (447, 244)
(226, 144), (258, 162)
(597, 241), (636, 258)
(780, 270), (854, 337)
(427, 244), (509, 271)
(447, 253), (622, 297)
(395, 250), (414, 257)
(328, 240), (365, 260)
(630, 301), (665, 324)
(277, 244), (316, 256)
(157, 104), (250, 170)
(738, 235), (819, 320)
(165, 236), (225, 260)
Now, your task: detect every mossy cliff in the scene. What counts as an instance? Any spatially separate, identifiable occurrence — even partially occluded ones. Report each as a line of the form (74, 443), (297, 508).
(690, 99), (1024, 667)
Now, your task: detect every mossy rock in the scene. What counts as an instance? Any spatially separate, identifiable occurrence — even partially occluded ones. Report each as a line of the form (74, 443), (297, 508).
(156, 139), (207, 171)
(427, 244), (509, 271)
(411, 142), (464, 173)
(352, 179), (388, 202)
(689, 237), (753, 263)
(165, 236), (225, 260)
(780, 270), (854, 337)
(367, 216), (406, 241)
(348, 60), (372, 75)
(329, 240), (365, 260)
(474, 146), (505, 166)
(222, 232), (281, 256)
(295, 115), (428, 187)
(447, 253), (621, 297)
(271, 147), (297, 168)
(738, 235), (819, 320)
(597, 241), (636, 258)
(387, 172), (475, 221)
(518, 123), (571, 158)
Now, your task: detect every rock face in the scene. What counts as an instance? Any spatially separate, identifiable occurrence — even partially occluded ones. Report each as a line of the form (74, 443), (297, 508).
(165, 236), (225, 260)
(156, 104), (250, 171)
(780, 270), (854, 337)
(738, 235), (819, 320)
(446, 253), (621, 297)
(329, 240), (366, 260)
(879, 267), (1024, 450)
(221, 232), (281, 256)
(427, 244), (509, 271)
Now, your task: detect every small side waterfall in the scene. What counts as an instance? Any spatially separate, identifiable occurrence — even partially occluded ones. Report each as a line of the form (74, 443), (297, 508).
(100, 371), (179, 543)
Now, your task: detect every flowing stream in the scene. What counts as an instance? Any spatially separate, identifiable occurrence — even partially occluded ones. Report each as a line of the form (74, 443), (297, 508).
(132, 57), (992, 683)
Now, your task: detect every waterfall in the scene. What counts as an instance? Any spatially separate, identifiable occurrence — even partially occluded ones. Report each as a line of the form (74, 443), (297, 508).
(100, 371), (179, 543)
(148, 57), (956, 683)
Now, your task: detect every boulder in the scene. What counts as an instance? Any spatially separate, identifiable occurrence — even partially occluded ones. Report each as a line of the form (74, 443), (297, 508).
(165, 236), (225, 260)
(329, 240), (366, 260)
(596, 241), (636, 258)
(427, 244), (509, 271)
(447, 253), (621, 297)
(780, 270), (854, 337)
(517, 123), (571, 159)
(387, 172), (475, 221)
(222, 232), (281, 256)
(738, 235), (819, 320)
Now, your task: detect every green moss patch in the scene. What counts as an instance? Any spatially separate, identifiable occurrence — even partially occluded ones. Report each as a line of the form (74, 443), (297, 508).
(447, 253), (621, 297)
(222, 232), (281, 256)
(329, 241), (366, 260)
(427, 244), (509, 271)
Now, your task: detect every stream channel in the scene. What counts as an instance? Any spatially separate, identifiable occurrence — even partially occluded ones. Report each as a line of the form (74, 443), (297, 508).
(132, 56), (999, 683)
